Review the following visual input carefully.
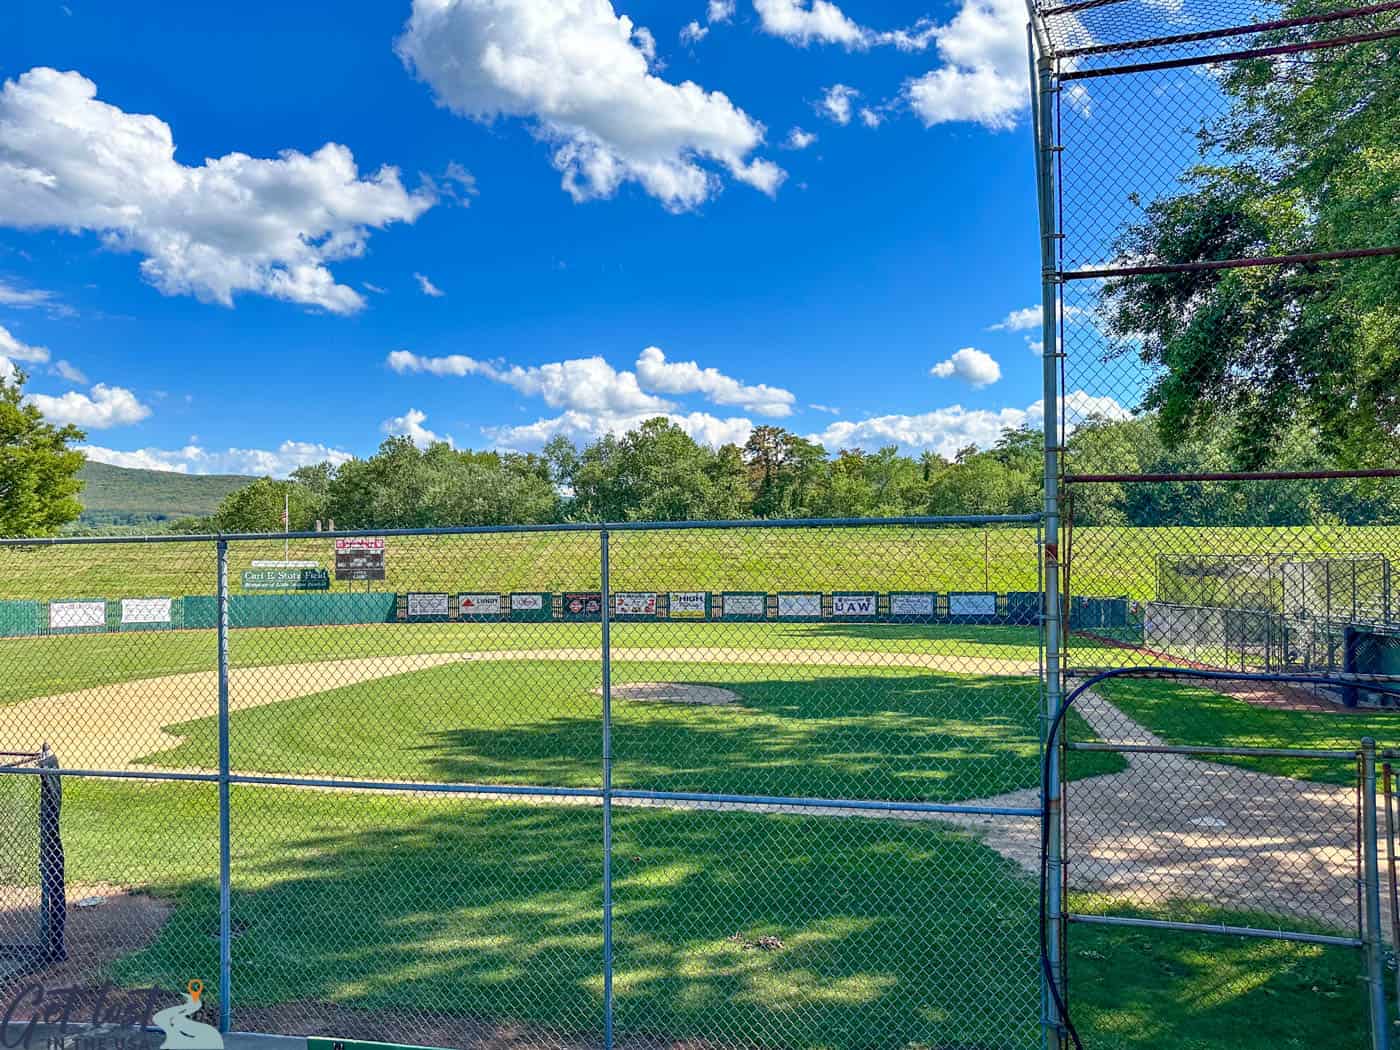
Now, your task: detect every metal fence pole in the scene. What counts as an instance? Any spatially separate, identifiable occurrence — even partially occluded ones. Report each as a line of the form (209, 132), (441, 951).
(216, 538), (233, 1033)
(600, 528), (615, 1050)
(1029, 13), (1067, 1046)
(1361, 738), (1390, 1050)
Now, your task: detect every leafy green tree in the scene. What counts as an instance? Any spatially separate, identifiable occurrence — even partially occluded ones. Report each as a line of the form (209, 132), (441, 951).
(1100, 12), (1399, 465)
(212, 477), (321, 532)
(0, 367), (85, 536)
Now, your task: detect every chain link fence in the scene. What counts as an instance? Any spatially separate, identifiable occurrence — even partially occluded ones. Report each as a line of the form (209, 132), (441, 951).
(0, 517), (1063, 1049)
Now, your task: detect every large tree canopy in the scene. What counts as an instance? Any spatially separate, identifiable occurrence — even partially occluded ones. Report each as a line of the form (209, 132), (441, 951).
(1100, 7), (1399, 466)
(0, 367), (85, 537)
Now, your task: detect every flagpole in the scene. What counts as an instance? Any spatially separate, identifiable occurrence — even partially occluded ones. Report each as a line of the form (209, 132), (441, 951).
(284, 489), (289, 562)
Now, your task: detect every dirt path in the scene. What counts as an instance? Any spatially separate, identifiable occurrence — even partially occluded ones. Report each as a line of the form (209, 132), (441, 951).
(0, 647), (1039, 770)
(939, 687), (1368, 933)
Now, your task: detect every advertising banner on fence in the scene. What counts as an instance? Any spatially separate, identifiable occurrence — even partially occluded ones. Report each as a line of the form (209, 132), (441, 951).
(120, 597), (173, 625)
(459, 593), (502, 618)
(831, 593), (877, 619)
(242, 568), (330, 592)
(563, 592), (603, 620)
(777, 593), (821, 619)
(721, 593), (766, 620)
(49, 600), (106, 630)
(406, 592), (451, 619)
(509, 593), (545, 612)
(889, 593), (936, 619)
(613, 593), (658, 618)
(335, 537), (386, 581)
(949, 592), (997, 617)
(668, 592), (709, 620)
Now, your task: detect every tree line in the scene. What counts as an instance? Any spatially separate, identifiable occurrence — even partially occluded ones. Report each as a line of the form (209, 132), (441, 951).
(195, 414), (1399, 533)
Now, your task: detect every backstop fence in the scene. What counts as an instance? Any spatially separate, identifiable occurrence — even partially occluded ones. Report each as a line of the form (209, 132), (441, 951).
(1028, 0), (1400, 1039)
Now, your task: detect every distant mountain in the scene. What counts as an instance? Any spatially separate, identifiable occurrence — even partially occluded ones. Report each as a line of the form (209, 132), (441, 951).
(76, 460), (255, 527)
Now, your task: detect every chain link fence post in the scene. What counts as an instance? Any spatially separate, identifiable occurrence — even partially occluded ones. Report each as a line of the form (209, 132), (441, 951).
(216, 537), (233, 1034)
(1361, 738), (1389, 1050)
(1029, 9), (1067, 1044)
(600, 527), (615, 1050)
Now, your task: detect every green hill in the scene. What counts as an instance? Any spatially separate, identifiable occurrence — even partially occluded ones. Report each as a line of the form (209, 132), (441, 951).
(75, 460), (254, 528)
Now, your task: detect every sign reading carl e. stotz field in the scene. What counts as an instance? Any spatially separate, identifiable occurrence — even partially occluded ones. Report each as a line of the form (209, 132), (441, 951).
(335, 537), (386, 581)
(242, 568), (329, 591)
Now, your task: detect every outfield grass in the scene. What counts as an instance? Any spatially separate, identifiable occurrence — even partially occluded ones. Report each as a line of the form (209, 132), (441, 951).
(1092, 678), (1398, 783)
(3, 523), (1396, 602)
(41, 778), (1377, 1049)
(1068, 901), (1374, 1049)
(0, 621), (1060, 708)
(144, 659), (1121, 801)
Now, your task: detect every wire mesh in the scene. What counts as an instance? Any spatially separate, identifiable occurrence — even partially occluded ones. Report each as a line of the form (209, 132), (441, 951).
(0, 521), (1049, 1050)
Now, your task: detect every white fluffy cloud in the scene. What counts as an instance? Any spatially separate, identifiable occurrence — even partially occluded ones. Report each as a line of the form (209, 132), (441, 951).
(390, 349), (672, 415)
(708, 0), (737, 22)
(902, 0), (1034, 131)
(635, 346), (794, 416)
(754, 0), (938, 50)
(414, 272), (445, 297)
(782, 126), (817, 149)
(396, 0), (783, 212)
(50, 360), (87, 383)
(811, 390), (1128, 456)
(0, 323), (50, 366)
(0, 280), (59, 309)
(817, 84), (860, 124)
(930, 347), (1001, 387)
(990, 305), (1042, 332)
(680, 20), (709, 43)
(0, 68), (434, 314)
(755, 0), (867, 48)
(486, 408), (753, 451)
(27, 383), (151, 429)
(382, 407), (454, 448)
(82, 441), (352, 477)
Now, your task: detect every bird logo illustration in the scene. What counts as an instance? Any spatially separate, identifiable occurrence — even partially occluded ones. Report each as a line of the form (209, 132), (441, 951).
(151, 980), (224, 1049)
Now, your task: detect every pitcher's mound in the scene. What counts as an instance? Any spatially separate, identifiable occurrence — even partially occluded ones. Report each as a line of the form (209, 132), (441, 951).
(601, 682), (740, 706)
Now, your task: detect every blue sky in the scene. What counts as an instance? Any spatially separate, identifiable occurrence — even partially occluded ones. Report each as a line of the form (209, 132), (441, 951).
(0, 0), (1123, 476)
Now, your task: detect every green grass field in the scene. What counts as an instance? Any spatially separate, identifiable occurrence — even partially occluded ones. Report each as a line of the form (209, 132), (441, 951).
(1090, 677), (1398, 783)
(0, 579), (1389, 1046)
(35, 778), (1376, 1049)
(3, 522), (1397, 602)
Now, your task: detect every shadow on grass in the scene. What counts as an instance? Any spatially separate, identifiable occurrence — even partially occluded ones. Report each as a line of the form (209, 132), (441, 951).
(94, 786), (1039, 1048)
(1069, 902), (1373, 1050)
(411, 672), (1121, 802)
(151, 665), (1122, 803)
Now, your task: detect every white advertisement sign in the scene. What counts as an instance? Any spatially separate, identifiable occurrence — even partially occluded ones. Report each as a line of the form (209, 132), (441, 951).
(832, 594), (877, 618)
(407, 593), (451, 618)
(723, 594), (765, 618)
(949, 593), (997, 616)
(777, 593), (821, 619)
(669, 592), (708, 618)
(510, 593), (545, 612)
(890, 593), (935, 617)
(121, 597), (173, 625)
(614, 593), (658, 616)
(50, 600), (106, 629)
(459, 593), (502, 617)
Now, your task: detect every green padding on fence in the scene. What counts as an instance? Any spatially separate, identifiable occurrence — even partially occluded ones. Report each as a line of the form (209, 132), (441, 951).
(230, 592), (398, 628)
(175, 593), (398, 629)
(307, 1039), (449, 1050)
(0, 600), (41, 638)
(183, 595), (217, 629)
